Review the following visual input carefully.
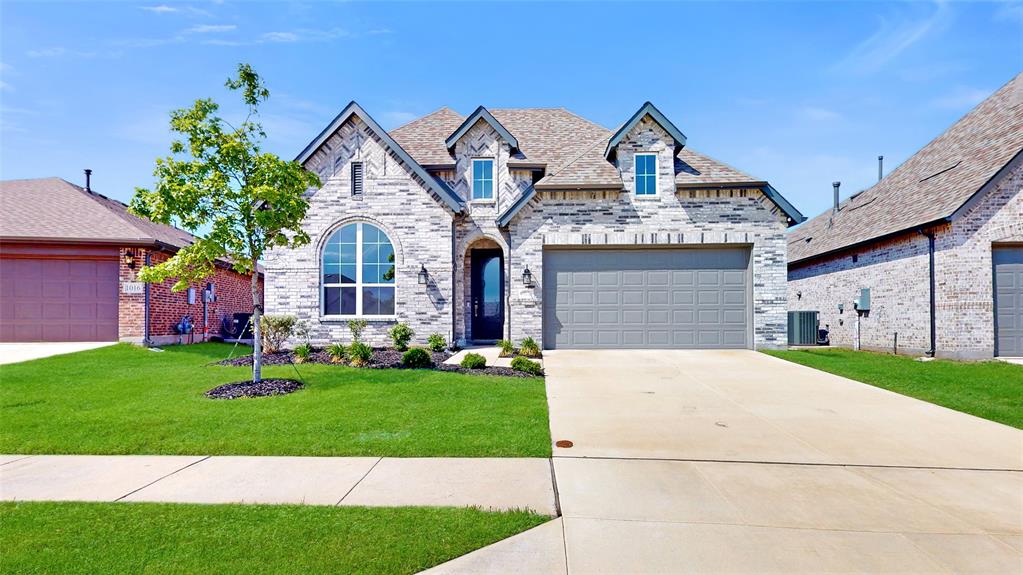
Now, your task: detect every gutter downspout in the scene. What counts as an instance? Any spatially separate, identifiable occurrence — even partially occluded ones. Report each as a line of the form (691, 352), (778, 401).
(919, 228), (936, 357)
(143, 251), (151, 346)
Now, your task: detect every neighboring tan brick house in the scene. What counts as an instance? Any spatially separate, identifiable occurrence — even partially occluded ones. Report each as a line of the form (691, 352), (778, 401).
(0, 176), (262, 344)
(787, 73), (1023, 359)
(266, 102), (804, 350)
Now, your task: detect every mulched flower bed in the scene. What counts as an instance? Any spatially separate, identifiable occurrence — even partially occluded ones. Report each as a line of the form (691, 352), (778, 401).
(213, 347), (542, 378)
(205, 378), (304, 399)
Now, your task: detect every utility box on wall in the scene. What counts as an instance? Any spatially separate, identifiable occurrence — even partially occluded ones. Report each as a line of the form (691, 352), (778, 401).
(854, 288), (871, 312)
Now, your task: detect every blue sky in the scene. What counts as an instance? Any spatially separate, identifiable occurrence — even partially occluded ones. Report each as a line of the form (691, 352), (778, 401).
(1, 1), (1020, 222)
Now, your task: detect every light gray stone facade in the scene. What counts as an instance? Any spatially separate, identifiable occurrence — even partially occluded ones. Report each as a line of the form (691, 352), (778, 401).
(265, 116), (455, 347)
(268, 110), (793, 350)
(788, 161), (1023, 359)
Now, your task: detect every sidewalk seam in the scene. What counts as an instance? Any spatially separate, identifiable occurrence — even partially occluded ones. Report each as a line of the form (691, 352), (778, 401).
(550, 454), (1022, 473)
(0, 455), (34, 467)
(336, 457), (382, 505)
(114, 455), (211, 502)
(548, 458), (562, 517)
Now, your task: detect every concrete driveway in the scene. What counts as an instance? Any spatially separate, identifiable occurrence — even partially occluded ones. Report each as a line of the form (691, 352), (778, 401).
(0, 342), (116, 366)
(429, 349), (1023, 574)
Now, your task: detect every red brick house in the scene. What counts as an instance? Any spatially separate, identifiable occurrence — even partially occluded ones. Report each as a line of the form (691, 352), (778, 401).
(0, 176), (262, 344)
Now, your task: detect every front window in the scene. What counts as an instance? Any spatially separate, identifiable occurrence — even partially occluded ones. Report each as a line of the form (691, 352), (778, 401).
(322, 222), (395, 317)
(472, 159), (494, 200)
(635, 153), (657, 196)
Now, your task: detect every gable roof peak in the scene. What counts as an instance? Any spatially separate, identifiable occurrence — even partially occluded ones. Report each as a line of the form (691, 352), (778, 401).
(294, 100), (463, 214)
(605, 101), (688, 161)
(445, 105), (520, 154)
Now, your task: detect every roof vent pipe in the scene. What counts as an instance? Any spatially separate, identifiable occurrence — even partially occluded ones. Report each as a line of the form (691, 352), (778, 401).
(878, 155), (884, 182)
(832, 181), (841, 213)
(84, 169), (93, 193)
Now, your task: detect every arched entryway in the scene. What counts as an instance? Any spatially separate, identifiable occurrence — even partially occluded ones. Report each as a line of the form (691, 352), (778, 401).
(461, 236), (507, 343)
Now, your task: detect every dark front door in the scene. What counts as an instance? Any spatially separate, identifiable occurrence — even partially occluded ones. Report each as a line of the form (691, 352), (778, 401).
(471, 249), (504, 341)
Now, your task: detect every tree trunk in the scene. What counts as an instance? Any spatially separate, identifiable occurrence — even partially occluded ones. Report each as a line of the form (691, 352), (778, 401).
(251, 265), (262, 383)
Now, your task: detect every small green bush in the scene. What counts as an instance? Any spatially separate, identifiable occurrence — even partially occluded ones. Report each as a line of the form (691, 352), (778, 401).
(348, 342), (373, 368)
(427, 333), (447, 352)
(260, 315), (297, 353)
(402, 347), (433, 368)
(389, 323), (415, 351)
(496, 339), (515, 357)
(510, 356), (543, 376)
(347, 319), (368, 344)
(326, 343), (346, 364)
(460, 352), (487, 369)
(292, 343), (312, 363)
(519, 337), (541, 358)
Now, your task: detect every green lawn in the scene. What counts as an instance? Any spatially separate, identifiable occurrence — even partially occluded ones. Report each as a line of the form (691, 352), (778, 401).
(764, 348), (1023, 429)
(0, 501), (548, 575)
(0, 343), (551, 457)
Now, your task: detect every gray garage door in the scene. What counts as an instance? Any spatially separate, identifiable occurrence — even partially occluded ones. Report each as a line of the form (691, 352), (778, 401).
(543, 248), (750, 349)
(994, 247), (1023, 357)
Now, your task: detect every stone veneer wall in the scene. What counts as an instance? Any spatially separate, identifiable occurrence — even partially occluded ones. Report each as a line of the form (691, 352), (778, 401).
(787, 161), (1022, 359)
(264, 116), (455, 347)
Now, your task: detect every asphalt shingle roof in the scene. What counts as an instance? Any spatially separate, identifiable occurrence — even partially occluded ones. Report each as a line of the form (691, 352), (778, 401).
(389, 107), (764, 189)
(1, 176), (199, 250)
(789, 73), (1023, 264)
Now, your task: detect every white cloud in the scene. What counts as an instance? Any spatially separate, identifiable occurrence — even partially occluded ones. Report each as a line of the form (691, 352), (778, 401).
(142, 5), (178, 13)
(994, 0), (1023, 25)
(0, 62), (12, 73)
(27, 47), (102, 58)
(833, 1), (950, 75)
(0, 80), (12, 92)
(929, 86), (991, 110)
(261, 31), (299, 43)
(186, 24), (237, 34)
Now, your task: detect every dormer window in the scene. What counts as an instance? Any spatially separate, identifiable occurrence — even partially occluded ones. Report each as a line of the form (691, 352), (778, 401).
(635, 153), (657, 196)
(472, 159), (494, 200)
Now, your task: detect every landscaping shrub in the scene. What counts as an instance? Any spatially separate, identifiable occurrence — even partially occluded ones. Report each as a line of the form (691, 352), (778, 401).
(510, 357), (543, 376)
(389, 323), (415, 351)
(348, 342), (373, 367)
(460, 352), (487, 369)
(260, 315), (297, 353)
(496, 339), (515, 357)
(326, 343), (346, 364)
(292, 343), (312, 364)
(347, 319), (368, 344)
(402, 348), (433, 368)
(519, 337), (541, 358)
(427, 333), (447, 352)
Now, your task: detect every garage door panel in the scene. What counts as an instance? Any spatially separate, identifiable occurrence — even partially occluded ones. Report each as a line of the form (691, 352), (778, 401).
(543, 248), (749, 349)
(994, 248), (1023, 357)
(1, 257), (119, 342)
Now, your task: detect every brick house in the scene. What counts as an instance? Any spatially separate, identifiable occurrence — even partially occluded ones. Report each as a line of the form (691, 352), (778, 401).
(266, 101), (803, 350)
(0, 176), (262, 344)
(787, 74), (1022, 359)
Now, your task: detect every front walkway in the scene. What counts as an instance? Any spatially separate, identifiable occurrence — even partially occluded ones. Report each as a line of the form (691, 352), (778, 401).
(0, 455), (556, 513)
(426, 350), (1023, 574)
(0, 342), (116, 365)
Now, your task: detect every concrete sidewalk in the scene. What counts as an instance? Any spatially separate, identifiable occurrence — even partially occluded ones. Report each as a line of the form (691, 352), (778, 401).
(0, 455), (557, 513)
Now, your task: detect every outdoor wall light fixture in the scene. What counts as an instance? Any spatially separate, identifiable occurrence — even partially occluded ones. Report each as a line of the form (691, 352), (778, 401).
(418, 264), (429, 285)
(522, 267), (534, 288)
(124, 250), (136, 269)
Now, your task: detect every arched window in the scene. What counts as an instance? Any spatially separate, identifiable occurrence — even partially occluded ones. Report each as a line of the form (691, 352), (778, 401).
(322, 222), (396, 317)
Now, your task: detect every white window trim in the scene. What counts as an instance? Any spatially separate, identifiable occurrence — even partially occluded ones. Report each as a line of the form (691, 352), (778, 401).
(321, 222), (397, 320)
(471, 158), (495, 201)
(634, 153), (658, 196)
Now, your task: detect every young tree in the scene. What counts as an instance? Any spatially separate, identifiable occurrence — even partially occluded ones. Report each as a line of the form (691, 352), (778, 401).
(131, 64), (320, 382)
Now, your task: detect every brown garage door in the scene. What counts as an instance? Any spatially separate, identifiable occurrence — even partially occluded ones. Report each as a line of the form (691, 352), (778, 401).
(0, 258), (119, 342)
